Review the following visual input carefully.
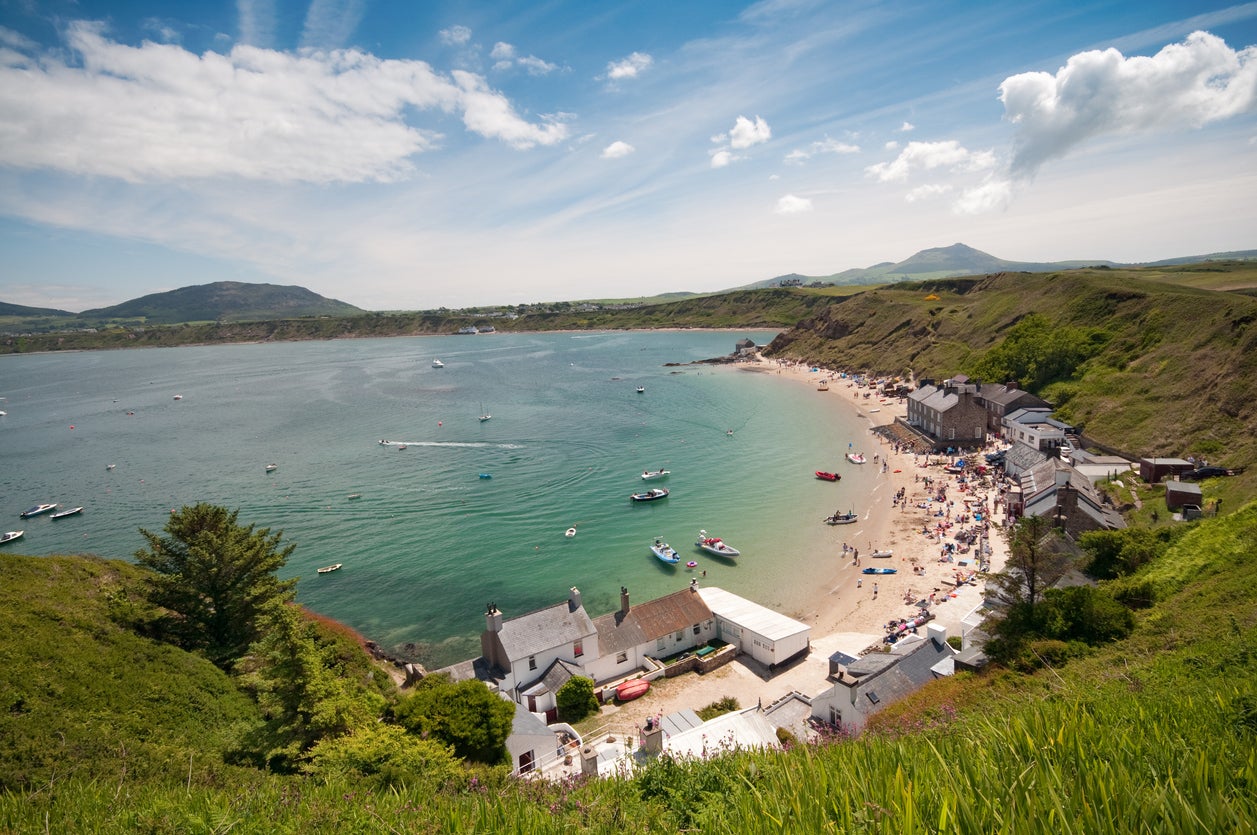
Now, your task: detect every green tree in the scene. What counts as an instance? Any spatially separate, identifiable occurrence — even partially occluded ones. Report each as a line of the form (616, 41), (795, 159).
(394, 675), (515, 765)
(967, 313), (1104, 391)
(987, 514), (1073, 613)
(234, 603), (386, 771)
(555, 676), (599, 723)
(303, 723), (464, 789)
(135, 503), (296, 667)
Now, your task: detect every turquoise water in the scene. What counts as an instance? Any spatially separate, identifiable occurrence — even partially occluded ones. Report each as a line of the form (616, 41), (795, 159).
(0, 332), (875, 667)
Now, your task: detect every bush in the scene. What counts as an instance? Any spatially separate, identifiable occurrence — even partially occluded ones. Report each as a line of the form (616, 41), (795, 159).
(696, 696), (740, 721)
(555, 676), (599, 723)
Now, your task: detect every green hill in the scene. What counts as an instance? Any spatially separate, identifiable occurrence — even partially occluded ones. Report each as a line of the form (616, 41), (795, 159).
(79, 281), (363, 324)
(3, 502), (1257, 831)
(766, 264), (1257, 491)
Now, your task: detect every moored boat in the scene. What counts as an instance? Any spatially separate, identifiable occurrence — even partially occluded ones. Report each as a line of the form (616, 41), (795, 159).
(650, 538), (680, 565)
(19, 503), (57, 519)
(815, 471), (840, 481)
(0, 530), (23, 545)
(630, 488), (669, 502)
(265, 463), (278, 472)
(50, 507), (83, 519)
(696, 530), (740, 557)
(316, 563), (342, 574)
(846, 452), (867, 464)
(636, 386), (645, 393)
(641, 469), (670, 480)
(431, 359), (444, 368)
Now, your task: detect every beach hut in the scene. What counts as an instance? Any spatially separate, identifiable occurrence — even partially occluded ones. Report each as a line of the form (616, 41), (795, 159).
(696, 586), (811, 668)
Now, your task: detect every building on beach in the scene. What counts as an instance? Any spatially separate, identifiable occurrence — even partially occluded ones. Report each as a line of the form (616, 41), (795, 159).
(810, 623), (956, 731)
(696, 586), (811, 668)
(904, 377), (988, 450)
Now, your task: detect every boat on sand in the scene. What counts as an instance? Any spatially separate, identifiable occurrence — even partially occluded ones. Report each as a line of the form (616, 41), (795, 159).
(616, 679), (649, 701)
(823, 510), (858, 525)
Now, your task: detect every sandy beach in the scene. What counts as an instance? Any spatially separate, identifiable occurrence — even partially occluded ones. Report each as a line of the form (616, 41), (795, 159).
(596, 356), (1009, 732)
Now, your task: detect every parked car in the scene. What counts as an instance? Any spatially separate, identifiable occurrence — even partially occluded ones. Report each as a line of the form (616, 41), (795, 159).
(1181, 466), (1229, 481)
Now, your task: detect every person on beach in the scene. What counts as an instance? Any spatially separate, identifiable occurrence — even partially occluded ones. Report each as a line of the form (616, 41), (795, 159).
(873, 582), (879, 597)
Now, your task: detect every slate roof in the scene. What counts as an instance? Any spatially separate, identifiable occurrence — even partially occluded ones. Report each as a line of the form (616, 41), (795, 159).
(845, 636), (955, 720)
(980, 384), (1049, 410)
(592, 588), (713, 655)
(496, 600), (596, 661)
(519, 657), (585, 698)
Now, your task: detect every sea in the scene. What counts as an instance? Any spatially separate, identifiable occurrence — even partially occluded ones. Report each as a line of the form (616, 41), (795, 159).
(0, 331), (877, 668)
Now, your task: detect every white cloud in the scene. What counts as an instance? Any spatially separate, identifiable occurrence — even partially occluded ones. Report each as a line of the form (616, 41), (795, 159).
(904, 183), (951, 202)
(601, 140), (635, 159)
(491, 41), (557, 75)
(865, 140), (996, 182)
(1000, 30), (1257, 179)
(451, 71), (569, 149)
(710, 149), (736, 168)
(784, 135), (858, 163)
(605, 51), (652, 80)
(439, 25), (472, 46)
(237, 0), (277, 47)
(900, 121), (915, 132)
(0, 22), (568, 183)
(884, 140), (899, 151)
(728, 115), (772, 149)
(952, 178), (1014, 214)
(775, 194), (812, 214)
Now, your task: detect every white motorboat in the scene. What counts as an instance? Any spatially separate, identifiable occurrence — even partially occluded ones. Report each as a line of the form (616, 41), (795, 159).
(824, 510), (858, 525)
(641, 469), (670, 480)
(432, 359), (445, 368)
(696, 530), (740, 557)
(317, 563), (342, 574)
(846, 452), (867, 464)
(50, 507), (83, 519)
(20, 503), (57, 519)
(265, 463), (278, 472)
(636, 386), (645, 393)
(650, 538), (680, 565)
(0, 530), (23, 545)
(630, 488), (669, 502)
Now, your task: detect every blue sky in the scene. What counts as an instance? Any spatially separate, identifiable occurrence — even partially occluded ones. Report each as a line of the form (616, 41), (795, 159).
(1, 1), (1255, 312)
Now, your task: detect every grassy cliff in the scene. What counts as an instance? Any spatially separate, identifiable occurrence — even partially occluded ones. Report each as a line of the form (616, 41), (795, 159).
(2, 501), (1257, 831)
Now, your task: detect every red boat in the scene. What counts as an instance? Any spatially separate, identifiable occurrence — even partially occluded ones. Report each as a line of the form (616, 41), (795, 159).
(815, 471), (841, 481)
(616, 679), (650, 701)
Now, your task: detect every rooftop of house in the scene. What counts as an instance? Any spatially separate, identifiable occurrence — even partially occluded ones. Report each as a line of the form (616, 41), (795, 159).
(593, 587), (714, 655)
(494, 598), (596, 661)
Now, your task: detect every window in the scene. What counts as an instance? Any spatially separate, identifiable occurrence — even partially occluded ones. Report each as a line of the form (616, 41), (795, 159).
(656, 638), (666, 652)
(616, 652), (627, 664)
(573, 640), (583, 657)
(528, 656), (536, 671)
(675, 630), (684, 642)
(866, 690), (880, 704)
(693, 624), (701, 635)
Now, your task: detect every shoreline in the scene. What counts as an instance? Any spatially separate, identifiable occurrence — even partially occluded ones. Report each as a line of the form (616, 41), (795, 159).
(599, 357), (1008, 728)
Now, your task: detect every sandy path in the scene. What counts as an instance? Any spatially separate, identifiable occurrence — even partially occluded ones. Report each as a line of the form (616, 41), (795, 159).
(595, 358), (1008, 732)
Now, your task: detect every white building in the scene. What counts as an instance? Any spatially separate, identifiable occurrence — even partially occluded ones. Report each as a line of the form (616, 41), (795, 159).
(697, 586), (811, 668)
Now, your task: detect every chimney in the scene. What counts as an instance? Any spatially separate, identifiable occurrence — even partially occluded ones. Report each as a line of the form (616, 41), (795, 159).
(927, 622), (948, 647)
(1005, 381), (1018, 390)
(569, 587), (582, 612)
(485, 602), (503, 633)
(620, 586), (630, 614)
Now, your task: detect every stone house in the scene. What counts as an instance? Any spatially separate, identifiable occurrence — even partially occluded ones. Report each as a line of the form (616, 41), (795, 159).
(1007, 458), (1125, 535)
(976, 383), (1049, 436)
(905, 378), (987, 450)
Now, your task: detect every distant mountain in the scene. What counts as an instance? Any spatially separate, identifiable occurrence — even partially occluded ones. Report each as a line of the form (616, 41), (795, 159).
(78, 281), (363, 325)
(0, 301), (74, 317)
(742, 243), (1257, 290)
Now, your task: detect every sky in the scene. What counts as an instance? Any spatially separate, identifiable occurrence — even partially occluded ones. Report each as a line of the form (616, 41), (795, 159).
(1, 1), (1255, 312)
